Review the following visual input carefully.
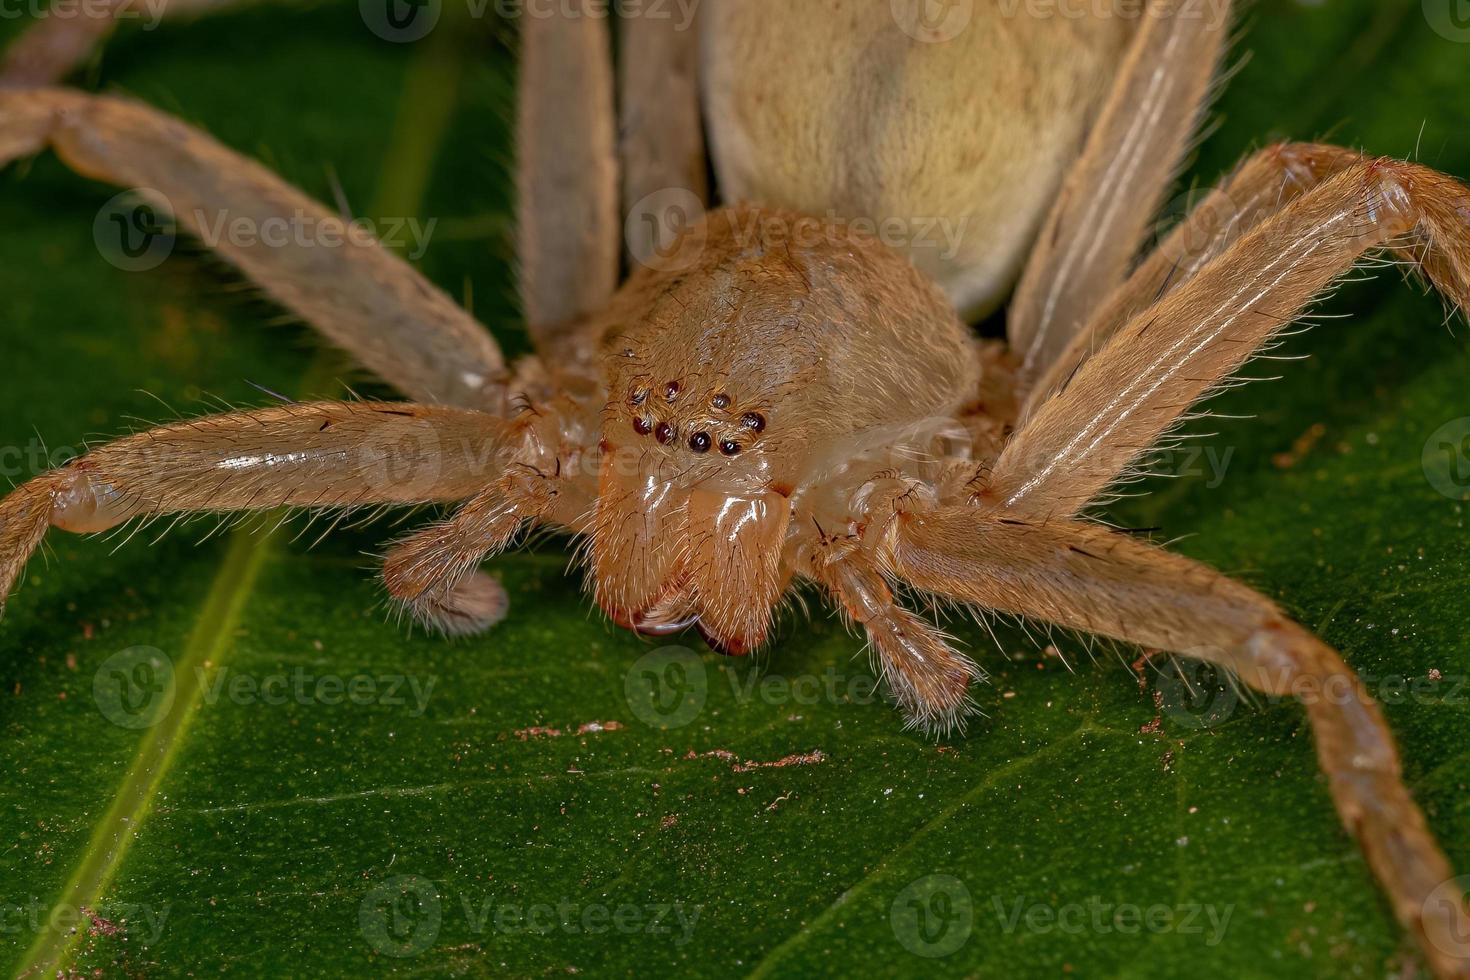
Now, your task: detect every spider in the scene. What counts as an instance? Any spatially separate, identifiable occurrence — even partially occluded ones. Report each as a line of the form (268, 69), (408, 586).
(1, 0), (1469, 973)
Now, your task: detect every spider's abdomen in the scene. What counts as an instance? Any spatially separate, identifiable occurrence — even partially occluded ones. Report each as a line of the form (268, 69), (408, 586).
(589, 205), (979, 654)
(701, 0), (1133, 318)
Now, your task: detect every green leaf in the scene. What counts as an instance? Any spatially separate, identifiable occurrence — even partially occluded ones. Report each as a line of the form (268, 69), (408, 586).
(1, 2), (1468, 977)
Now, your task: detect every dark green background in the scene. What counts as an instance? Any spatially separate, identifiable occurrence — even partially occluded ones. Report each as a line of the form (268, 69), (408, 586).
(1, 1), (1468, 976)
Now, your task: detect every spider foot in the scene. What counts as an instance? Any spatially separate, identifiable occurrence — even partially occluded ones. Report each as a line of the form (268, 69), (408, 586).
(868, 609), (984, 738)
(393, 571), (509, 638)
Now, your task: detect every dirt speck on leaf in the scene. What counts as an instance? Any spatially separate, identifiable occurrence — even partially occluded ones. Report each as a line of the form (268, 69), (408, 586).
(685, 749), (827, 772)
(513, 720), (624, 741)
(1273, 422), (1327, 469)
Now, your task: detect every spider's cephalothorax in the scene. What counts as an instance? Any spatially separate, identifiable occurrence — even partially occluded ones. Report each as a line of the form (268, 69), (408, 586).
(588, 207), (980, 661)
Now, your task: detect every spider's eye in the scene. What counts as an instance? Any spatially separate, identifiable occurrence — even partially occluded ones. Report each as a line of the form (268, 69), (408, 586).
(739, 411), (766, 433)
(655, 422), (676, 445)
(664, 381), (681, 403)
(711, 393), (730, 410)
(688, 431), (711, 453)
(632, 416), (653, 435)
(718, 439), (740, 457)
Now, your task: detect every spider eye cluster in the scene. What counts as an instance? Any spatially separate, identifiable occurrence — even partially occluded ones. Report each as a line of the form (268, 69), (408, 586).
(627, 380), (765, 457)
